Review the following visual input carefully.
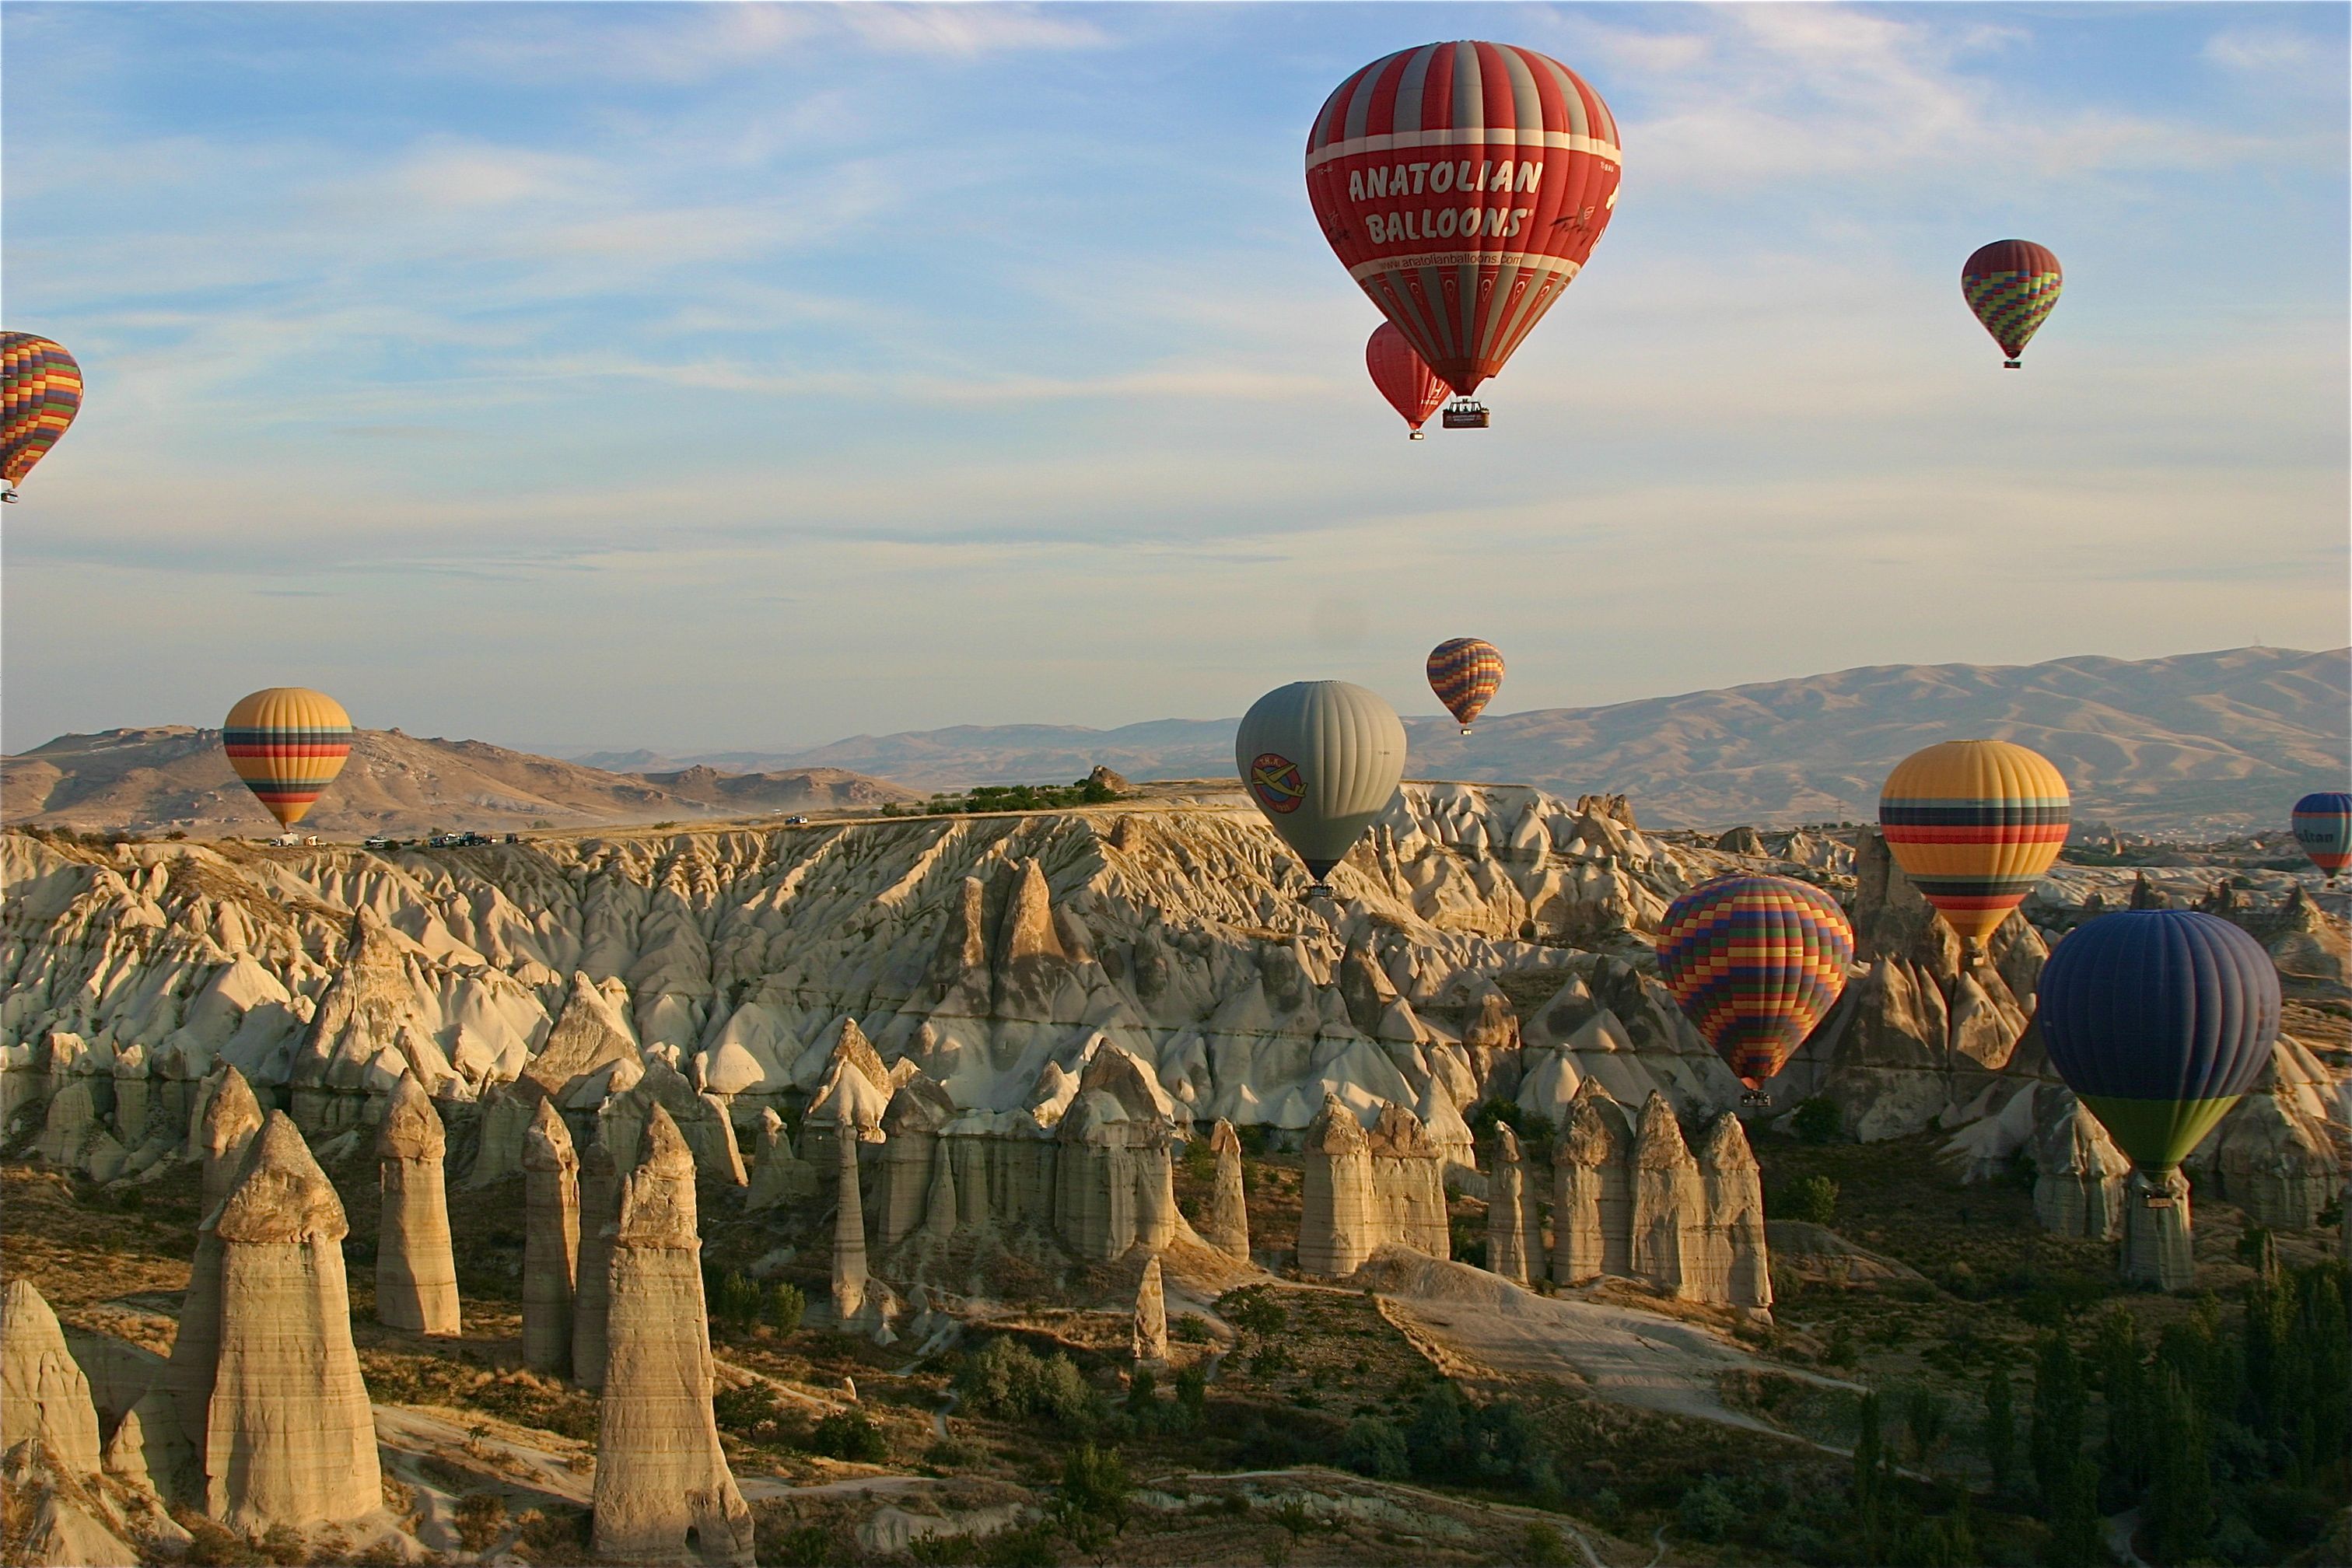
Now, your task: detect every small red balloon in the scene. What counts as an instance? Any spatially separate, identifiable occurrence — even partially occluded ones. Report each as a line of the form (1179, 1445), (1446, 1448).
(1367, 324), (1447, 436)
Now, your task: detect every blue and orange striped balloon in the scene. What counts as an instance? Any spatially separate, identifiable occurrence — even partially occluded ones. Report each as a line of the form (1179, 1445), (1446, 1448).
(223, 688), (353, 829)
(1426, 638), (1504, 732)
(1657, 874), (1854, 1087)
(2291, 791), (2351, 882)
(2, 332), (83, 495)
(1879, 740), (2069, 956)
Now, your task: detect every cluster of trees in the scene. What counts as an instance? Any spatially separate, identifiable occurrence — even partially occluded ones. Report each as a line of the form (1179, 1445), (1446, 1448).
(702, 1264), (803, 1335)
(882, 775), (1122, 817)
(1338, 1382), (1557, 1500)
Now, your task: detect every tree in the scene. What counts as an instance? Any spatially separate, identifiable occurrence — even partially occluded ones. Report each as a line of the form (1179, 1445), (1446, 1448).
(1781, 1174), (1839, 1225)
(1904, 1385), (1952, 1472)
(2144, 1369), (2212, 1563)
(1052, 1443), (1132, 1563)
(1852, 1391), (1887, 1557)
(2028, 1334), (2087, 1508)
(2093, 1309), (2150, 1494)
(1982, 1363), (2016, 1496)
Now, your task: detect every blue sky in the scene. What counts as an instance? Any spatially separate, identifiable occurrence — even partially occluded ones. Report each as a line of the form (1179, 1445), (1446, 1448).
(4, 2), (2346, 754)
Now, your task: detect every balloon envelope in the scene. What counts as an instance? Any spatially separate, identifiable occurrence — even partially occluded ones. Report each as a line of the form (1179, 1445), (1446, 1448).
(1426, 638), (1504, 729)
(1657, 875), (1854, 1088)
(2035, 910), (2280, 1173)
(1235, 680), (1406, 887)
(2291, 790), (2352, 879)
(1307, 41), (1621, 396)
(1878, 739), (2069, 952)
(223, 688), (353, 829)
(1962, 240), (2062, 363)
(2, 333), (83, 489)
(1367, 323), (1448, 433)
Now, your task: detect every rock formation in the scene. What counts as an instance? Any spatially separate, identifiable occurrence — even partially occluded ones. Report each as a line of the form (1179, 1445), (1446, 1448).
(2032, 1091), (2130, 1240)
(1692, 1113), (1773, 1314)
(2121, 1169), (2194, 1291)
(2, 1279), (105, 1478)
(206, 1111), (380, 1531)
(1630, 1094), (1703, 1300)
(375, 1071), (461, 1335)
(831, 1130), (869, 1323)
(289, 908), (458, 1130)
(744, 1108), (817, 1210)
(1201, 1118), (1250, 1259)
(165, 1066), (266, 1463)
(1484, 1125), (1541, 1287)
(522, 1097), (580, 1374)
(572, 1139), (621, 1390)
(1299, 1093), (1381, 1276)
(1552, 1081), (1634, 1285)
(1052, 1045), (1182, 1262)
(1132, 1255), (1168, 1365)
(590, 1104), (754, 1566)
(2196, 1087), (2343, 1230)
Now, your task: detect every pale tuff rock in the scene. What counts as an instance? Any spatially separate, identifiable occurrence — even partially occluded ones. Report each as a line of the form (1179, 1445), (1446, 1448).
(744, 1107), (817, 1211)
(877, 1073), (958, 1248)
(1552, 1081), (1634, 1285)
(2197, 1090), (2342, 1230)
(467, 1079), (541, 1187)
(375, 1072), (461, 1335)
(1052, 1045), (1182, 1262)
(1132, 1255), (1169, 1364)
(1692, 1113), (1772, 1312)
(2, 1279), (105, 1478)
(2121, 1168), (2196, 1292)
(590, 1106), (755, 1566)
(1713, 826), (1766, 856)
(522, 1097), (581, 1374)
(289, 908), (458, 1128)
(572, 1140), (620, 1390)
(165, 1066), (268, 1464)
(104, 1384), (198, 1507)
(206, 1111), (381, 1531)
(2032, 1090), (2130, 1241)
(33, 1077), (101, 1167)
(597, 1055), (745, 1185)
(2, 1439), (142, 1568)
(527, 970), (641, 1106)
(1631, 1094), (1703, 1300)
(1484, 1125), (1540, 1287)
(921, 1144), (960, 1238)
(803, 1018), (893, 1165)
(1298, 1094), (1447, 1276)
(832, 1132), (870, 1323)
(2263, 884), (2350, 987)
(1201, 1118), (1250, 1259)
(1417, 1076), (1478, 1183)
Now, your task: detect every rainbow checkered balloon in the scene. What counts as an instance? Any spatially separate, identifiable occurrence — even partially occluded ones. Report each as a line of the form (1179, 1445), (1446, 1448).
(1962, 240), (2062, 365)
(1657, 874), (1854, 1087)
(2, 332), (83, 491)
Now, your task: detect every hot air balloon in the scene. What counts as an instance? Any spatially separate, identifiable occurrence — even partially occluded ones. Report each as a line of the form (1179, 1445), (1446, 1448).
(1307, 42), (1621, 425)
(2291, 791), (2352, 883)
(1878, 740), (2069, 961)
(1426, 638), (1504, 732)
(1657, 875), (1853, 1100)
(2036, 910), (2280, 1174)
(2, 333), (83, 500)
(223, 688), (353, 831)
(1236, 680), (1406, 894)
(1367, 324), (1447, 439)
(1962, 240), (2061, 369)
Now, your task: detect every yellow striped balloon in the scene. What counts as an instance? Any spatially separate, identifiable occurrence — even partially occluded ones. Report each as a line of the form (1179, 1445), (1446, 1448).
(222, 688), (353, 829)
(1878, 740), (2070, 955)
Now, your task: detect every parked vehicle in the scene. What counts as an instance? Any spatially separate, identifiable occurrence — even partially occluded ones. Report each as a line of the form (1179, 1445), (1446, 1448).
(504, 833), (522, 844)
(364, 835), (396, 850)
(782, 814), (810, 825)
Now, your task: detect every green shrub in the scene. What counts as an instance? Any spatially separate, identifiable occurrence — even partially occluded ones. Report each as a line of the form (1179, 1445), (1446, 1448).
(1780, 1174), (1839, 1225)
(1339, 1417), (1409, 1479)
(810, 1410), (887, 1462)
(1219, 1285), (1290, 1337)
(1790, 1097), (1843, 1144)
(454, 1492), (507, 1552)
(1521, 1521), (1572, 1566)
(765, 1279), (806, 1335)
(1171, 1312), (1210, 1342)
(954, 1336), (1101, 1428)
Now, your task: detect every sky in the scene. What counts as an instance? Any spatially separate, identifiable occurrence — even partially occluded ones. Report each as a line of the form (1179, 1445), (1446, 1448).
(3, 2), (2347, 756)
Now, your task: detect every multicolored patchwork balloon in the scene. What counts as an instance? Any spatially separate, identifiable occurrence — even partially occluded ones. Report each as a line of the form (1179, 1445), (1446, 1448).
(1426, 638), (1504, 732)
(1962, 240), (2062, 369)
(2036, 910), (2280, 1174)
(223, 687), (354, 829)
(1308, 42), (1622, 397)
(1878, 739), (2070, 958)
(1367, 324), (1448, 438)
(1234, 680), (1406, 892)
(2, 332), (84, 497)
(2291, 790), (2351, 883)
(1657, 875), (1855, 1088)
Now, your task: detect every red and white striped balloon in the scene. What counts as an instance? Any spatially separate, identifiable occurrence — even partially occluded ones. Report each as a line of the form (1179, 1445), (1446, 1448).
(1307, 41), (1621, 397)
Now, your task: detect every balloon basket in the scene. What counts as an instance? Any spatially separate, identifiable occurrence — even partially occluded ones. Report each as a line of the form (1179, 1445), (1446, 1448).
(1459, 726), (1472, 737)
(0, 488), (16, 503)
(1408, 431), (1425, 441)
(2003, 360), (2021, 369)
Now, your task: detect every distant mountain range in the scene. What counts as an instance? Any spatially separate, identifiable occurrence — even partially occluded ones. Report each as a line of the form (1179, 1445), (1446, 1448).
(579, 646), (2350, 834)
(10, 647), (2343, 837)
(1, 727), (917, 836)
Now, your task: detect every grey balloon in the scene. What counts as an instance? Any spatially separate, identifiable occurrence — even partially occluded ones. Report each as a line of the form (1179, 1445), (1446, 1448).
(1234, 680), (1407, 888)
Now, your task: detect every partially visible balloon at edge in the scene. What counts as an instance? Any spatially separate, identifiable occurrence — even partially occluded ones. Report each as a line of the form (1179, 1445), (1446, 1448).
(1367, 323), (1447, 436)
(2, 332), (84, 494)
(1426, 638), (1504, 730)
(223, 687), (354, 830)
(2291, 790), (2352, 882)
